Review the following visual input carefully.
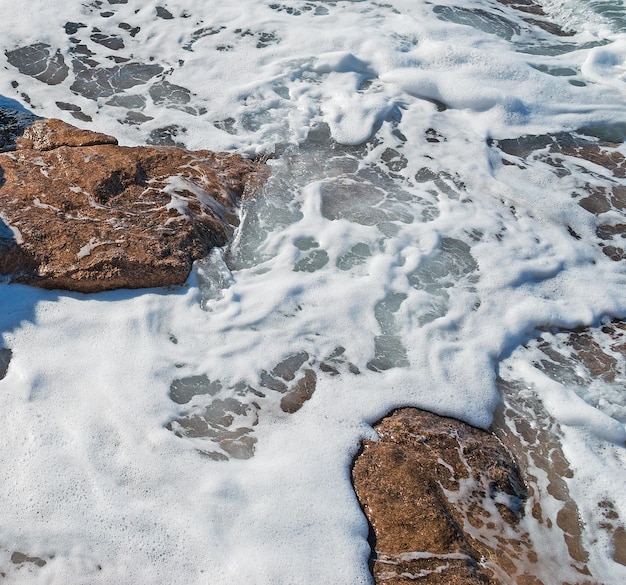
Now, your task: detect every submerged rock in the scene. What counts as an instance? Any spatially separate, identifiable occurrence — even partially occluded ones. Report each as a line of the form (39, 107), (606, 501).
(494, 320), (626, 580)
(353, 408), (534, 585)
(496, 0), (574, 36)
(492, 130), (626, 262)
(0, 116), (267, 292)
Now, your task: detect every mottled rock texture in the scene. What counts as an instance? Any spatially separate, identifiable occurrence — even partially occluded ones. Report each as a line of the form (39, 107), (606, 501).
(0, 117), (266, 292)
(491, 130), (626, 262)
(353, 408), (536, 585)
(494, 320), (626, 580)
(17, 117), (118, 151)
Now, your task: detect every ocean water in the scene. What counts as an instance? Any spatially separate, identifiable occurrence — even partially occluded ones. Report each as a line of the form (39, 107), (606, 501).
(0, 0), (625, 583)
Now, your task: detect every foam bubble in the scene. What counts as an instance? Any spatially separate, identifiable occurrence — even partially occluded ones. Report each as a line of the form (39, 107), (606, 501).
(0, 0), (626, 583)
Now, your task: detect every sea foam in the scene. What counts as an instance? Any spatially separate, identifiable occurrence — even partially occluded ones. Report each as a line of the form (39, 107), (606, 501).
(0, 0), (625, 583)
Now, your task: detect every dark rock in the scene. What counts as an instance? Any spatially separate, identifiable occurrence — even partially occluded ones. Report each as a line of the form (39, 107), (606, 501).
(10, 552), (46, 567)
(0, 348), (11, 380)
(496, 0), (574, 36)
(5, 44), (70, 86)
(70, 62), (163, 100)
(149, 80), (192, 107)
(156, 6), (174, 19)
(65, 22), (87, 36)
(0, 108), (41, 152)
(353, 408), (535, 584)
(148, 124), (186, 147)
(90, 32), (125, 51)
(0, 117), (267, 292)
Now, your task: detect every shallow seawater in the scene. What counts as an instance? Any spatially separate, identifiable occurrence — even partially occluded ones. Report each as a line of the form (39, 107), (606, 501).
(0, 0), (625, 583)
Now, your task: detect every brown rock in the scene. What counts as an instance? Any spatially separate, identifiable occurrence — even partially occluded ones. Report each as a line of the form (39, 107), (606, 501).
(353, 408), (534, 585)
(16, 118), (118, 151)
(0, 118), (267, 292)
(495, 132), (626, 179)
(280, 368), (317, 413)
(494, 322), (626, 580)
(492, 132), (626, 261)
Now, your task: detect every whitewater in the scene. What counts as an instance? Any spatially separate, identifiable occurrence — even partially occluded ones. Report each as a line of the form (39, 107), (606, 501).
(0, 0), (625, 582)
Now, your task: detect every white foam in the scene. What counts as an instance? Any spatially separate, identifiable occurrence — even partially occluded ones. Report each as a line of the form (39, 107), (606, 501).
(538, 0), (624, 36)
(582, 38), (626, 90)
(0, 0), (625, 583)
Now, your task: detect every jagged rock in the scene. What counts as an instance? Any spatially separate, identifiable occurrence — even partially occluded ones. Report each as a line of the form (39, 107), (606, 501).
(353, 408), (534, 585)
(0, 116), (267, 292)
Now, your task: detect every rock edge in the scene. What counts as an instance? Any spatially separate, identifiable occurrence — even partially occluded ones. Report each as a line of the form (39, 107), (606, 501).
(0, 117), (267, 292)
(353, 408), (535, 585)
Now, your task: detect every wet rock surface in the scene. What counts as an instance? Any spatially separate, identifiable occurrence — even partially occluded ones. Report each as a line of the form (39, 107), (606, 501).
(166, 345), (358, 461)
(491, 130), (626, 262)
(501, 319), (626, 432)
(496, 0), (574, 36)
(0, 348), (11, 380)
(0, 115), (267, 292)
(0, 107), (40, 152)
(494, 320), (626, 581)
(16, 117), (118, 151)
(353, 408), (535, 585)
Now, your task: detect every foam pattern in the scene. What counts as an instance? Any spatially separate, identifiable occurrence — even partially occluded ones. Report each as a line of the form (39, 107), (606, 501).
(0, 0), (625, 583)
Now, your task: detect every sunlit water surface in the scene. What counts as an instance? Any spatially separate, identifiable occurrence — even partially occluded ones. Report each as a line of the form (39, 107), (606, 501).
(0, 0), (625, 583)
